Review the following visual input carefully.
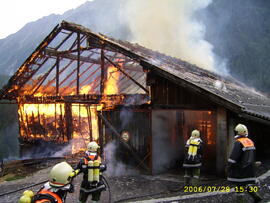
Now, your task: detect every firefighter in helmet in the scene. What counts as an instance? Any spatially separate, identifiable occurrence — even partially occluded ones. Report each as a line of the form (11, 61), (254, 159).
(183, 129), (203, 185)
(72, 141), (107, 203)
(227, 124), (262, 203)
(19, 161), (75, 203)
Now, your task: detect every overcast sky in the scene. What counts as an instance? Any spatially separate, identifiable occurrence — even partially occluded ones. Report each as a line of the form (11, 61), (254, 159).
(0, 0), (90, 39)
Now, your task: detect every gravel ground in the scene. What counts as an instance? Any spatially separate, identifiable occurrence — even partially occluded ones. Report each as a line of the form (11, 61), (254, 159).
(0, 159), (269, 203)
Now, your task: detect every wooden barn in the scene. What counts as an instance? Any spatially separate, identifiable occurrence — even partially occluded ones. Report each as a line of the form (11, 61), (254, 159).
(0, 21), (270, 175)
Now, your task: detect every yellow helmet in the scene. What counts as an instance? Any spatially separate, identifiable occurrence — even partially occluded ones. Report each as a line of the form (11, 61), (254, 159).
(18, 195), (32, 203)
(191, 130), (200, 138)
(235, 124), (248, 136)
(22, 190), (34, 198)
(87, 141), (100, 152)
(49, 162), (74, 188)
(18, 190), (34, 203)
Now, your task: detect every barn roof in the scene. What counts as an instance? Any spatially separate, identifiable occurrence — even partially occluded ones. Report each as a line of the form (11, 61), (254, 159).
(1, 21), (270, 123)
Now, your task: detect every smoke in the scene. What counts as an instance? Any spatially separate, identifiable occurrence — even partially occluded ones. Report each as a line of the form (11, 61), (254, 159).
(103, 141), (138, 177)
(214, 80), (227, 92)
(122, 0), (225, 72)
(152, 111), (183, 174)
(120, 107), (133, 129)
(52, 142), (73, 157)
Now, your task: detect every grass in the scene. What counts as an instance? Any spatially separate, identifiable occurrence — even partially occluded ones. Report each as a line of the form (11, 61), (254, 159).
(0, 174), (26, 182)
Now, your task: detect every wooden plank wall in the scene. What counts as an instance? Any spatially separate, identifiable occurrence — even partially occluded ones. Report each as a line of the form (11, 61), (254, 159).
(102, 109), (151, 167)
(148, 73), (216, 108)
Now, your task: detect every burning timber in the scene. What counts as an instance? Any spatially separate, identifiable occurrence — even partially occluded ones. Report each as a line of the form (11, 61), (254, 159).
(1, 21), (270, 175)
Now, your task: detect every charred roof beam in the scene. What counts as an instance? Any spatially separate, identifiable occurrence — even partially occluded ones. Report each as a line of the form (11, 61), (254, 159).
(43, 48), (100, 64)
(104, 55), (149, 95)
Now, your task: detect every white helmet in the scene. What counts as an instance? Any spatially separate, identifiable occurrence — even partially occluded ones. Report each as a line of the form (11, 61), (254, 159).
(49, 162), (73, 187)
(87, 141), (100, 152)
(191, 130), (200, 138)
(235, 124), (248, 136)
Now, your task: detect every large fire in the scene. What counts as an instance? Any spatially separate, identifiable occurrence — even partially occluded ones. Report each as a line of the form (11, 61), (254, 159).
(17, 62), (122, 154)
(18, 103), (66, 141)
(104, 66), (120, 95)
(100, 64), (122, 109)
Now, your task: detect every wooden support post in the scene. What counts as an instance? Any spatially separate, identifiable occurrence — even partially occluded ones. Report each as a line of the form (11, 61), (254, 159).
(100, 47), (105, 95)
(98, 113), (104, 156)
(65, 103), (73, 141)
(60, 104), (65, 142)
(86, 105), (92, 141)
(25, 112), (31, 139)
(78, 104), (87, 148)
(228, 118), (236, 157)
(54, 103), (58, 140)
(37, 105), (41, 125)
(31, 112), (35, 127)
(19, 105), (28, 138)
(56, 57), (60, 95)
(76, 33), (80, 95)
(37, 104), (43, 138)
(216, 107), (228, 177)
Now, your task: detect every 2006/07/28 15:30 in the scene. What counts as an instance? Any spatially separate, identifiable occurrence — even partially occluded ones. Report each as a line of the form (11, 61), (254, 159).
(184, 186), (258, 193)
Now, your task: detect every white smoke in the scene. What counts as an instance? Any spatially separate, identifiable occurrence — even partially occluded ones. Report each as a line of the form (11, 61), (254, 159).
(122, 0), (223, 71)
(103, 141), (138, 177)
(52, 143), (72, 157)
(214, 80), (227, 91)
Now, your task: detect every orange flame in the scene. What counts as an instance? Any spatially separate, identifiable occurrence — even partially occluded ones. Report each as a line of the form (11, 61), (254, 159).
(18, 103), (101, 154)
(104, 66), (120, 95)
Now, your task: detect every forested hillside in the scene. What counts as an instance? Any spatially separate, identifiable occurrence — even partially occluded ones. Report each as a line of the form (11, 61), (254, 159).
(204, 0), (270, 93)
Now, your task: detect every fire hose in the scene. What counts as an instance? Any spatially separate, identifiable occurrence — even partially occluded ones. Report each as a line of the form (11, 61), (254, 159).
(0, 180), (48, 197)
(101, 175), (112, 203)
(0, 176), (111, 203)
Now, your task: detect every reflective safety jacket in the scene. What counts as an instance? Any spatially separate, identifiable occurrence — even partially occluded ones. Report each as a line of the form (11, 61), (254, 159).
(183, 138), (203, 168)
(227, 136), (256, 184)
(33, 189), (63, 203)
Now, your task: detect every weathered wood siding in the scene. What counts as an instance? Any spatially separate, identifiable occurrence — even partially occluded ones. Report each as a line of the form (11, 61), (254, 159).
(102, 109), (151, 167)
(148, 72), (217, 108)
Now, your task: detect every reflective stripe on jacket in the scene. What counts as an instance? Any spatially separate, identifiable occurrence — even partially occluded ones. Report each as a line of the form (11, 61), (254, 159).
(227, 136), (256, 184)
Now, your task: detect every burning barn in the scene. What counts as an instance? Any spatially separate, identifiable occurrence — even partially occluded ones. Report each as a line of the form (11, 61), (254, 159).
(1, 21), (270, 175)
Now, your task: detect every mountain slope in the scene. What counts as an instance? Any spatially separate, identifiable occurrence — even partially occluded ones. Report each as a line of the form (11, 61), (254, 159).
(0, 0), (130, 78)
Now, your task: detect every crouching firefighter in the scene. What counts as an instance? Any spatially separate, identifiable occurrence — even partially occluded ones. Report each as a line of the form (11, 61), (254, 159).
(19, 162), (75, 203)
(183, 129), (203, 186)
(73, 141), (107, 203)
(227, 124), (262, 203)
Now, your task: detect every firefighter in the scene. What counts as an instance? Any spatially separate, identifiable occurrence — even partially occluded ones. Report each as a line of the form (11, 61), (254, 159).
(183, 129), (203, 186)
(74, 141), (107, 203)
(227, 124), (262, 203)
(19, 161), (75, 203)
